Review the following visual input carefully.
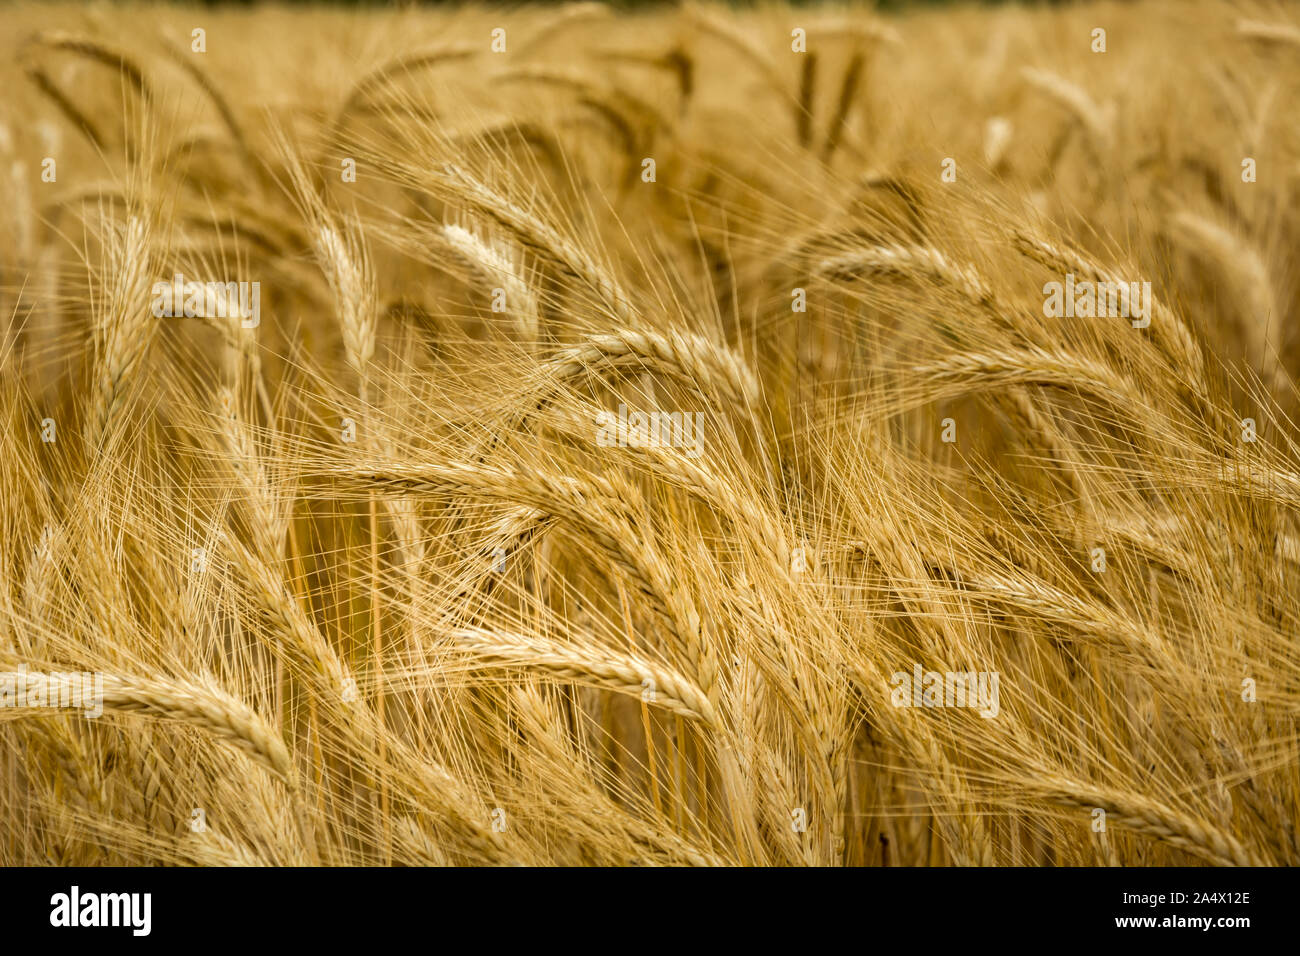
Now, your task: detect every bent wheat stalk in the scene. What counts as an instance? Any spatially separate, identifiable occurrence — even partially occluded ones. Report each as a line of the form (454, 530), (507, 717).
(1, 671), (292, 784)
(438, 627), (720, 726)
(1032, 773), (1273, 867)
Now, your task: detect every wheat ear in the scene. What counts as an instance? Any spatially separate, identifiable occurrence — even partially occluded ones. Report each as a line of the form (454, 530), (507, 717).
(444, 627), (719, 726)
(1034, 773), (1272, 867)
(1236, 19), (1300, 48)
(90, 213), (155, 450)
(1012, 230), (1206, 385)
(2, 671), (293, 784)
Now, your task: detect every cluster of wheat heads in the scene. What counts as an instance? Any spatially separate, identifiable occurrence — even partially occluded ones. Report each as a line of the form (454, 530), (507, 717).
(1, 0), (1298, 867)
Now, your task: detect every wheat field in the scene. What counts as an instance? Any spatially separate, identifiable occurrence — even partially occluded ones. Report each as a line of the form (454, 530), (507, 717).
(1, 0), (1298, 867)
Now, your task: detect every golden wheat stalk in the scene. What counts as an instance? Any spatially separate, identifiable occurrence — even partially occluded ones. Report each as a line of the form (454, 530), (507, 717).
(1, 671), (293, 784)
(440, 627), (719, 726)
